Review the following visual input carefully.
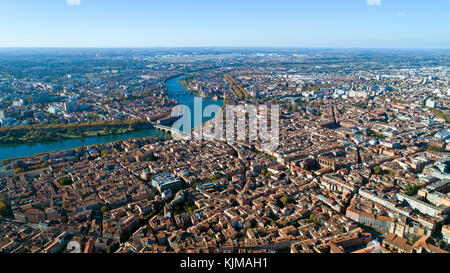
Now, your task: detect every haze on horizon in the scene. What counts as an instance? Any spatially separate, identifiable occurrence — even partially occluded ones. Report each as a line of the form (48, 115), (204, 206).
(0, 0), (449, 49)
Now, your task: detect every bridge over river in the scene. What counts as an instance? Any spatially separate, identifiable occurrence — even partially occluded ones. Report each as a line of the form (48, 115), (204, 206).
(152, 124), (191, 140)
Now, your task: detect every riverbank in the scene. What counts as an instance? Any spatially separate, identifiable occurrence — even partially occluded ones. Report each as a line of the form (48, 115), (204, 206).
(166, 75), (224, 130)
(0, 73), (221, 165)
(178, 74), (221, 101)
(0, 128), (165, 166)
(178, 74), (202, 97)
(0, 119), (150, 145)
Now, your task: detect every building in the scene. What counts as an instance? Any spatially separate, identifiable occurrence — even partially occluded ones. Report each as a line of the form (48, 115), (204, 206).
(418, 179), (450, 208)
(382, 233), (448, 253)
(32, 92), (51, 103)
(328, 228), (372, 253)
(397, 192), (449, 218)
(382, 233), (413, 253)
(412, 235), (448, 253)
(0, 117), (15, 127)
(346, 208), (393, 230)
(425, 99), (436, 109)
(442, 225), (450, 244)
(389, 218), (427, 238)
(47, 105), (61, 114)
(317, 156), (342, 171)
(151, 173), (182, 194)
(64, 101), (78, 113)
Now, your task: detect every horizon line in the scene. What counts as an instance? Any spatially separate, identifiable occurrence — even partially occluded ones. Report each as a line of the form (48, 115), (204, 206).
(0, 46), (449, 51)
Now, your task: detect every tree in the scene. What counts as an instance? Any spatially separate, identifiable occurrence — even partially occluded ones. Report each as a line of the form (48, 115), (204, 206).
(373, 166), (383, 175)
(0, 198), (8, 218)
(145, 153), (159, 162)
(58, 177), (73, 186)
(14, 168), (25, 175)
(404, 184), (420, 196)
(309, 214), (320, 226)
(100, 206), (109, 213)
(279, 193), (293, 208)
(210, 175), (218, 182)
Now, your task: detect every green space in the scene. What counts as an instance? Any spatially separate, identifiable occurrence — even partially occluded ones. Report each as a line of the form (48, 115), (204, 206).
(277, 193), (294, 208)
(403, 184), (420, 196)
(14, 162), (49, 174)
(172, 200), (198, 215)
(0, 119), (150, 144)
(0, 198), (8, 219)
(368, 130), (386, 140)
(372, 166), (395, 176)
(427, 145), (449, 153)
(428, 107), (450, 123)
(353, 102), (368, 109)
(58, 177), (74, 186)
(308, 214), (321, 227)
(143, 153), (159, 162)
(144, 205), (165, 220)
(179, 74), (201, 96)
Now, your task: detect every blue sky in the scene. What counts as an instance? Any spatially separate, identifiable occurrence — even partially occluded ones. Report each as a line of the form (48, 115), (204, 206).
(0, 0), (449, 48)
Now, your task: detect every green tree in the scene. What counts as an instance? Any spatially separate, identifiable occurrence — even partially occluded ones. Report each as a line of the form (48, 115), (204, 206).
(404, 184), (420, 196)
(14, 168), (25, 175)
(210, 175), (218, 181)
(278, 193), (293, 208)
(0, 198), (8, 218)
(373, 166), (383, 175)
(309, 214), (320, 226)
(145, 153), (159, 162)
(58, 177), (73, 186)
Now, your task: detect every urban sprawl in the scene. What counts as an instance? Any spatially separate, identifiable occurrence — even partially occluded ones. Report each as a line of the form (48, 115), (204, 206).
(0, 48), (449, 254)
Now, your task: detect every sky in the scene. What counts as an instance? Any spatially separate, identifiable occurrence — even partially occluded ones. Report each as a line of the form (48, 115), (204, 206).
(0, 0), (449, 48)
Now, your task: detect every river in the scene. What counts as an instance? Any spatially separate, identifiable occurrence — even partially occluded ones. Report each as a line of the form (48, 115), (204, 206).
(165, 74), (223, 130)
(0, 75), (223, 164)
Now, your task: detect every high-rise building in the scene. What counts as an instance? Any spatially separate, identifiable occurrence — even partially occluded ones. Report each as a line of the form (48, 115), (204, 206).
(425, 99), (436, 108)
(64, 101), (78, 113)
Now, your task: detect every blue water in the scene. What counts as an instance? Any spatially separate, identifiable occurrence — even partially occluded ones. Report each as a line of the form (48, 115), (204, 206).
(166, 75), (223, 129)
(0, 75), (223, 163)
(0, 129), (163, 163)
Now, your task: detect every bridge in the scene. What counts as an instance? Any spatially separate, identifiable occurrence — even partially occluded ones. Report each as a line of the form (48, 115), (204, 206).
(153, 124), (191, 140)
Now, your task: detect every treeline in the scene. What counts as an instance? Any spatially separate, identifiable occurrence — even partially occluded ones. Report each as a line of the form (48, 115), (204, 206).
(0, 119), (150, 144)
(179, 75), (199, 95)
(14, 162), (49, 174)
(429, 108), (450, 123)
(0, 119), (149, 135)
(224, 74), (249, 100)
